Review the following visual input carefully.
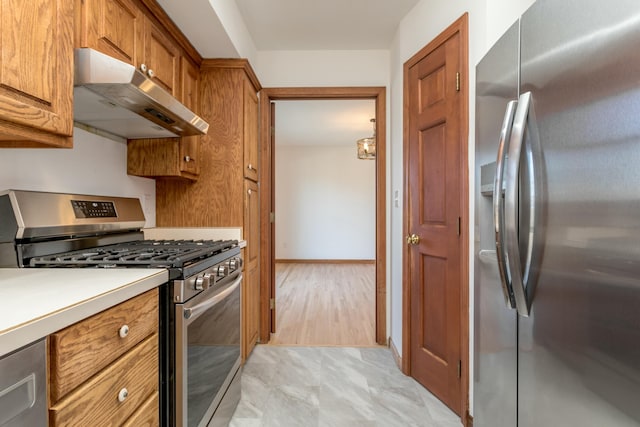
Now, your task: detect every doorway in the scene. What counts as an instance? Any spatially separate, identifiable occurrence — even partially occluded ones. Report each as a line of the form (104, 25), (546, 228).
(402, 13), (469, 422)
(259, 87), (387, 346)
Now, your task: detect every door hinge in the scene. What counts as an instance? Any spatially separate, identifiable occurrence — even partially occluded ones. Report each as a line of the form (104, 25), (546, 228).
(457, 217), (461, 236)
(457, 360), (462, 378)
(269, 212), (275, 223)
(270, 298), (275, 310)
(456, 72), (460, 92)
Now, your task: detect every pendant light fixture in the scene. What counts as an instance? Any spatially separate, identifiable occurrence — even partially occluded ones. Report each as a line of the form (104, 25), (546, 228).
(357, 118), (376, 160)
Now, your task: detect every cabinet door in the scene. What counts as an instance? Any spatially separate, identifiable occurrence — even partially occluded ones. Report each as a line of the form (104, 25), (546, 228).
(243, 78), (259, 182)
(144, 17), (179, 96)
(243, 179), (260, 359)
(179, 57), (200, 177)
(0, 0), (73, 144)
(76, 0), (143, 66)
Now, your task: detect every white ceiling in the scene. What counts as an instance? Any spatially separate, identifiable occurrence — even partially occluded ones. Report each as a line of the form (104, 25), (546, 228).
(275, 100), (376, 146)
(234, 0), (420, 50)
(157, 0), (412, 149)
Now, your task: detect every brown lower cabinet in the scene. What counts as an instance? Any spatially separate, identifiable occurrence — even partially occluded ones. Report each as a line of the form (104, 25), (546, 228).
(48, 289), (159, 426)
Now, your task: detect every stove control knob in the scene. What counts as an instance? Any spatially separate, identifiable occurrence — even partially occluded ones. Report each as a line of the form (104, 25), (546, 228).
(228, 258), (238, 271)
(194, 275), (209, 291)
(217, 265), (228, 278)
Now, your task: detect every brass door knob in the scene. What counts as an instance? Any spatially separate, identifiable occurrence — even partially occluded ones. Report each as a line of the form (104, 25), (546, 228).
(406, 234), (420, 245)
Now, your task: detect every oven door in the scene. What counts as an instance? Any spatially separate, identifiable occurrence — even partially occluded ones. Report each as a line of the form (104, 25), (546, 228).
(175, 272), (242, 427)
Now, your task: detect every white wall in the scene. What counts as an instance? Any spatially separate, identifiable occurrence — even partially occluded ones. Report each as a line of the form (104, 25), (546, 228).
(275, 145), (375, 260)
(255, 50), (390, 87)
(0, 128), (157, 226)
(207, 0), (258, 63)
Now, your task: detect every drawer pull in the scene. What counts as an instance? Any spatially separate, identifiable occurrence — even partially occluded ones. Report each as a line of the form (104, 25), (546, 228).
(118, 388), (129, 403)
(119, 325), (130, 338)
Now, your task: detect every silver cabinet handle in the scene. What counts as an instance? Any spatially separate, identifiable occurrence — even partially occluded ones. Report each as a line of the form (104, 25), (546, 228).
(493, 100), (518, 309)
(247, 189), (253, 195)
(118, 324), (129, 338)
(118, 388), (128, 402)
(247, 164), (256, 171)
(504, 91), (540, 317)
(184, 155), (193, 163)
(147, 69), (155, 78)
(140, 63), (148, 73)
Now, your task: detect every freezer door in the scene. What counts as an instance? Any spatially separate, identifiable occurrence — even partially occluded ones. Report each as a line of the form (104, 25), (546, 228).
(473, 20), (519, 427)
(519, 0), (640, 425)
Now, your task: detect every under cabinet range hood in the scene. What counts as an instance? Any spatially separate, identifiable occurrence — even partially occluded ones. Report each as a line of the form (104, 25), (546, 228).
(73, 48), (209, 139)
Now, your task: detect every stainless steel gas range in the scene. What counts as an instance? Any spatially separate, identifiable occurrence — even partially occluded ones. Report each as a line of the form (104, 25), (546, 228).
(0, 190), (243, 427)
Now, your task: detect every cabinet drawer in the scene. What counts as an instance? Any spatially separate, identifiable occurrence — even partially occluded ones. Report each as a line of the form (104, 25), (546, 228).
(122, 391), (159, 427)
(49, 288), (158, 402)
(49, 334), (158, 427)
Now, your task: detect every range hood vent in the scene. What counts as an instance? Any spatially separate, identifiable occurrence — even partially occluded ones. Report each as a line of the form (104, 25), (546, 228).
(73, 48), (208, 139)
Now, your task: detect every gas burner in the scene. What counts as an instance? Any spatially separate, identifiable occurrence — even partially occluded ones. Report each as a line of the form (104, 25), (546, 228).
(29, 239), (238, 269)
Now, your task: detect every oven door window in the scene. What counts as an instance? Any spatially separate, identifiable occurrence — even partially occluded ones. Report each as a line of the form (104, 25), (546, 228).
(176, 274), (241, 427)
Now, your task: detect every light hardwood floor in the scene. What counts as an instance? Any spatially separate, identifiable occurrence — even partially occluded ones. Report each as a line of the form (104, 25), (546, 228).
(269, 263), (379, 346)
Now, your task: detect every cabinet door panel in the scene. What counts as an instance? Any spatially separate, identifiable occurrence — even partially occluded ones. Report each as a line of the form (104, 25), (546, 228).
(49, 289), (158, 402)
(80, 0), (143, 66)
(49, 336), (158, 427)
(146, 18), (179, 96)
(179, 57), (200, 176)
(243, 179), (260, 359)
(243, 79), (259, 182)
(0, 0), (72, 136)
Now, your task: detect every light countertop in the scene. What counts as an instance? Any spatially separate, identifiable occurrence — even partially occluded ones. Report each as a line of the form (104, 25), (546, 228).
(0, 268), (168, 357)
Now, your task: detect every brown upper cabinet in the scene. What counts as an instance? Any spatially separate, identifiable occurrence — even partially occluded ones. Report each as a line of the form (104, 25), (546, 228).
(126, 56), (201, 181)
(0, 0), (74, 148)
(75, 0), (144, 66)
(243, 78), (259, 182)
(76, 0), (181, 97)
(178, 57), (201, 177)
(143, 16), (180, 96)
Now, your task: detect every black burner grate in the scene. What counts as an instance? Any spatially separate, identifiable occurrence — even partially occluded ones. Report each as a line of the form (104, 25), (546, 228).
(29, 239), (238, 268)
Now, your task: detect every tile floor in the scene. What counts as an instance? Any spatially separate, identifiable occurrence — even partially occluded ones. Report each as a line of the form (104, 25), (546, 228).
(230, 345), (461, 427)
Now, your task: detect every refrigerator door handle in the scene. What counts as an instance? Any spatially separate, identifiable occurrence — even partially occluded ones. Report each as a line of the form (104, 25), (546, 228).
(493, 100), (518, 309)
(504, 91), (536, 317)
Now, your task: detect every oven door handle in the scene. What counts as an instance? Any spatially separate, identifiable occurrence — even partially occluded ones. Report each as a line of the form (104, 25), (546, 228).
(183, 273), (243, 324)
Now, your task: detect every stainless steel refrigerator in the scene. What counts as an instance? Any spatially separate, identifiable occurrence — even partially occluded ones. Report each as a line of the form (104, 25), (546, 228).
(474, 0), (640, 425)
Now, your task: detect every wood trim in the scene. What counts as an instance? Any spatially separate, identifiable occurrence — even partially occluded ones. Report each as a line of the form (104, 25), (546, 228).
(458, 13), (471, 427)
(137, 0), (202, 64)
(389, 336), (402, 371)
(275, 259), (376, 265)
(0, 120), (73, 148)
(259, 86), (387, 346)
(264, 86), (385, 100)
(200, 59), (262, 92)
(402, 12), (470, 422)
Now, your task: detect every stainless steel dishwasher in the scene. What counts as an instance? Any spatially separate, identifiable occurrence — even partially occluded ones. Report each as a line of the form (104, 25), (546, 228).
(0, 339), (47, 427)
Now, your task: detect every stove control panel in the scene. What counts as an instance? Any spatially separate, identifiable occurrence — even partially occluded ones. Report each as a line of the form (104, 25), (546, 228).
(71, 200), (117, 218)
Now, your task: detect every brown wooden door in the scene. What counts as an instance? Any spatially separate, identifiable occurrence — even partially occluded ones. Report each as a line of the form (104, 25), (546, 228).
(406, 28), (463, 414)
